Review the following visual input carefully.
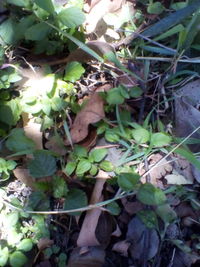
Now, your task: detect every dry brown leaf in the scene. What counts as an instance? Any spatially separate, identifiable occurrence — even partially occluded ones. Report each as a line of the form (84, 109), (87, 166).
(85, 0), (125, 33)
(37, 238), (54, 251)
(69, 93), (105, 143)
(13, 168), (35, 190)
(77, 177), (106, 247)
(68, 246), (105, 267)
(45, 136), (67, 156)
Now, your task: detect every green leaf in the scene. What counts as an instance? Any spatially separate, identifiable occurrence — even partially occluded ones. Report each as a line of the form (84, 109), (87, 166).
(132, 128), (150, 144)
(58, 7), (85, 28)
(0, 18), (16, 45)
(6, 128), (35, 152)
(25, 22), (51, 41)
(6, 0), (30, 7)
(147, 2), (165, 14)
(106, 87), (125, 105)
(64, 61), (85, 82)
(137, 183), (166, 206)
(51, 97), (65, 111)
(15, 15), (35, 41)
(105, 129), (120, 143)
(150, 132), (172, 147)
(143, 0), (200, 37)
(156, 204), (177, 224)
(64, 188), (87, 215)
(74, 145), (88, 158)
(89, 148), (107, 163)
(17, 239), (33, 252)
(0, 247), (9, 266)
(35, 0), (55, 14)
(99, 160), (113, 172)
(137, 210), (158, 229)
(4, 212), (19, 227)
(175, 147), (200, 170)
(106, 201), (121, 215)
(76, 159), (91, 175)
(0, 99), (21, 126)
(118, 172), (140, 191)
(9, 251), (28, 267)
(28, 151), (57, 178)
(52, 176), (68, 198)
(64, 161), (76, 175)
(171, 240), (191, 253)
(0, 158), (17, 175)
(89, 164), (98, 176)
(129, 86), (143, 98)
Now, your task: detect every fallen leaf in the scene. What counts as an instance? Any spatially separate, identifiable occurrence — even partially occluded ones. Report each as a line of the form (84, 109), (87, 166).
(112, 240), (130, 257)
(45, 136), (67, 156)
(77, 177), (106, 247)
(68, 246), (105, 267)
(121, 198), (144, 215)
(85, 0), (125, 33)
(13, 168), (35, 190)
(37, 238), (54, 251)
(126, 216), (159, 264)
(174, 79), (200, 152)
(165, 172), (193, 185)
(69, 93), (105, 143)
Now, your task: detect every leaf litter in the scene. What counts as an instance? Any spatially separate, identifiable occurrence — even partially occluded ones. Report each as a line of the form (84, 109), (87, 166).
(1, 1), (200, 267)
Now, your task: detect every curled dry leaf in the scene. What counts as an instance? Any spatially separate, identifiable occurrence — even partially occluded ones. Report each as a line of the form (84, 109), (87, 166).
(77, 177), (106, 247)
(112, 240), (130, 257)
(13, 168), (35, 190)
(68, 246), (105, 267)
(85, 0), (125, 33)
(69, 93), (105, 144)
(37, 238), (54, 251)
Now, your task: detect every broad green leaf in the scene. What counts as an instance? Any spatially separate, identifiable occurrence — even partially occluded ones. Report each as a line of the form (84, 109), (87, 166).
(0, 158), (17, 174)
(105, 129), (120, 143)
(15, 15), (35, 41)
(106, 201), (121, 215)
(99, 160), (113, 172)
(171, 2), (188, 10)
(74, 145), (88, 158)
(156, 204), (177, 224)
(42, 74), (56, 97)
(9, 251), (28, 267)
(64, 188), (87, 215)
(0, 18), (16, 45)
(51, 97), (65, 111)
(106, 87), (124, 105)
(35, 0), (55, 14)
(137, 183), (166, 206)
(17, 239), (33, 252)
(129, 86), (143, 98)
(52, 176), (68, 198)
(89, 148), (107, 163)
(27, 191), (50, 210)
(64, 61), (85, 82)
(0, 99), (21, 126)
(0, 247), (9, 266)
(58, 7), (85, 28)
(64, 161), (76, 175)
(76, 159), (91, 175)
(132, 128), (150, 144)
(143, 0), (200, 37)
(6, 0), (30, 7)
(4, 212), (19, 227)
(6, 128), (35, 152)
(137, 210), (158, 229)
(25, 22), (51, 41)
(28, 151), (57, 178)
(58, 253), (67, 266)
(89, 164), (98, 176)
(151, 132), (172, 147)
(147, 2), (165, 14)
(118, 172), (140, 191)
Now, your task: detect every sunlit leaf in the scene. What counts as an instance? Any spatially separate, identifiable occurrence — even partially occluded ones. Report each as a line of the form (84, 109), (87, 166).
(9, 251), (28, 267)
(89, 148), (107, 163)
(17, 239), (33, 252)
(76, 159), (91, 175)
(132, 128), (150, 144)
(58, 7), (85, 28)
(150, 132), (172, 147)
(35, 0), (55, 14)
(64, 61), (85, 83)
